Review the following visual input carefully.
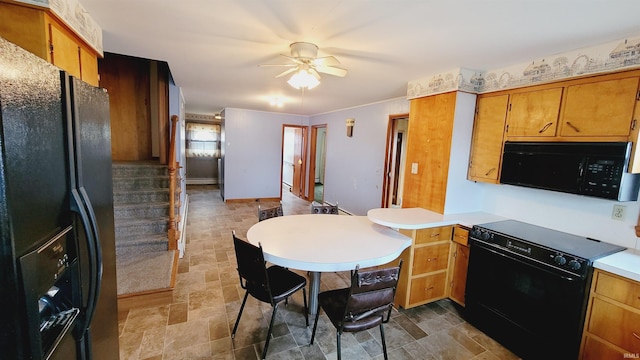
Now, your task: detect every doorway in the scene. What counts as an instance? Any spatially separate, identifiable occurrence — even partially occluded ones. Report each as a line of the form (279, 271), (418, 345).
(282, 125), (307, 199)
(381, 114), (409, 208)
(308, 125), (327, 203)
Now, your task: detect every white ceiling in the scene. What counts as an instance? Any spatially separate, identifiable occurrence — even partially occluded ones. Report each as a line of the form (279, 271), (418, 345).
(79, 0), (640, 116)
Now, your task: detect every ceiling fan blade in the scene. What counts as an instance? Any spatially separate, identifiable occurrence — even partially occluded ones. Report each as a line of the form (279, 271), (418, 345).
(280, 54), (304, 64)
(259, 64), (297, 67)
(312, 56), (340, 67)
(275, 67), (299, 78)
(314, 65), (348, 77)
(309, 68), (322, 80)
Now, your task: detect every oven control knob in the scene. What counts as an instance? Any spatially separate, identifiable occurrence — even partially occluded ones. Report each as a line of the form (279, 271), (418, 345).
(554, 255), (567, 266)
(568, 259), (581, 271)
(480, 231), (491, 240)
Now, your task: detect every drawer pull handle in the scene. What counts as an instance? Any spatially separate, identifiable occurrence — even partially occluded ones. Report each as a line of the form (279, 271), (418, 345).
(427, 257), (437, 262)
(430, 233), (440, 237)
(633, 332), (640, 341)
(425, 286), (434, 291)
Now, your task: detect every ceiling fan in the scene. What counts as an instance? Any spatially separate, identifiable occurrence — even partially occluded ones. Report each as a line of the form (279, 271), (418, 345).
(261, 42), (348, 89)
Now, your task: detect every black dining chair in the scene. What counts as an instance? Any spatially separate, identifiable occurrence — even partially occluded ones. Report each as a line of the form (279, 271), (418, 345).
(257, 201), (283, 221)
(310, 201), (339, 214)
(231, 231), (308, 359)
(309, 261), (403, 360)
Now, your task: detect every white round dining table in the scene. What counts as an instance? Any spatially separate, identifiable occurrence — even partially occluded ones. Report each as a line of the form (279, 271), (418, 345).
(246, 214), (411, 314)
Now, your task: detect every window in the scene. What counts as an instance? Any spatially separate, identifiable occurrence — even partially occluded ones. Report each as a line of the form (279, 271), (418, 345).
(186, 122), (220, 158)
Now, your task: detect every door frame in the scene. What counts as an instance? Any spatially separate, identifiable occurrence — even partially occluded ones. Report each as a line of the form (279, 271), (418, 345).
(308, 124), (327, 203)
(381, 113), (409, 207)
(281, 124), (308, 200)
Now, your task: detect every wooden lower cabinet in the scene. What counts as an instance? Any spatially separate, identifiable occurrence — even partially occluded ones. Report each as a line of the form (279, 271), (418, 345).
(394, 225), (452, 309)
(580, 269), (640, 358)
(449, 225), (470, 306)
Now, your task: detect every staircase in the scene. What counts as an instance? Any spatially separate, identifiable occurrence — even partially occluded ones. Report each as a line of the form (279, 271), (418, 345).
(112, 161), (177, 296)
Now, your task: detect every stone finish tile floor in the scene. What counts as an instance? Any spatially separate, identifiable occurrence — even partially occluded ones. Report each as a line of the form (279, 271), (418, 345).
(118, 185), (520, 359)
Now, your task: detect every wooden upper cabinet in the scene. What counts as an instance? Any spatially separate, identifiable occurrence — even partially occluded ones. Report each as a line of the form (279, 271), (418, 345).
(559, 77), (639, 137)
(468, 94), (509, 183)
(506, 87), (563, 137)
(0, 2), (99, 86)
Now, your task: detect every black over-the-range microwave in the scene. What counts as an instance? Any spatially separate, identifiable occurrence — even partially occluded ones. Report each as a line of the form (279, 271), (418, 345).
(500, 141), (640, 201)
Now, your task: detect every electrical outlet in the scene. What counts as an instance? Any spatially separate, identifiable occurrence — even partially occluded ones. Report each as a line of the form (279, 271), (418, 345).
(612, 204), (626, 221)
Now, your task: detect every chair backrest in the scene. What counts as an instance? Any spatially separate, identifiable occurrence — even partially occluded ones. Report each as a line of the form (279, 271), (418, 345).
(343, 261), (403, 324)
(310, 201), (339, 214)
(258, 202), (283, 221)
(232, 231), (272, 301)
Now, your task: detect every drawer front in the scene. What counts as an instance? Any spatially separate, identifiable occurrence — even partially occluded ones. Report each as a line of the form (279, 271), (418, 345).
(409, 272), (447, 305)
(595, 270), (640, 310)
(452, 226), (469, 246)
(588, 297), (640, 352)
(412, 243), (450, 275)
(581, 335), (627, 360)
(415, 226), (452, 245)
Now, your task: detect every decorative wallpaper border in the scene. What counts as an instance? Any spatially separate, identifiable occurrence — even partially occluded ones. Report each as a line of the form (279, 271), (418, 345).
(15, 0), (103, 56)
(407, 35), (640, 99)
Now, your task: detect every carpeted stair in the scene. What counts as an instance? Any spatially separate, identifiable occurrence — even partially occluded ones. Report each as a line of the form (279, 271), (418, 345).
(112, 162), (177, 296)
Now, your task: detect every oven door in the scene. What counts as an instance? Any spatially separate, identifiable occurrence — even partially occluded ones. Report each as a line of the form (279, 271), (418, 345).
(465, 239), (588, 359)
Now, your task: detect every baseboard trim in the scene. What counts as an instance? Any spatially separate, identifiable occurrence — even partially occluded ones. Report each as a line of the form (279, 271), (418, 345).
(225, 197), (280, 204)
(186, 178), (218, 185)
(117, 287), (173, 313)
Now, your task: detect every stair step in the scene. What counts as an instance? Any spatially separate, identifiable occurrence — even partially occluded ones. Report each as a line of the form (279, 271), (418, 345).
(113, 189), (173, 204)
(112, 176), (170, 191)
(115, 217), (168, 238)
(112, 162), (168, 177)
(115, 234), (169, 256)
(114, 202), (178, 219)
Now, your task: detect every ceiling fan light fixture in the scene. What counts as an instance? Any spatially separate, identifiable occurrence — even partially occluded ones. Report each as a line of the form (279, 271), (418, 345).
(287, 69), (319, 89)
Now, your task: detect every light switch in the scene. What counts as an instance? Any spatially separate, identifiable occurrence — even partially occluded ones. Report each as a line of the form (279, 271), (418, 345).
(411, 163), (418, 174)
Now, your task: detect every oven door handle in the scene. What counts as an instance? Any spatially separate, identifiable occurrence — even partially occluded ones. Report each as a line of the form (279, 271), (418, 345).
(470, 238), (582, 281)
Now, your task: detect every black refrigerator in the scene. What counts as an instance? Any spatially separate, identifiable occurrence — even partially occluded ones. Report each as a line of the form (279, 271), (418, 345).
(0, 37), (119, 359)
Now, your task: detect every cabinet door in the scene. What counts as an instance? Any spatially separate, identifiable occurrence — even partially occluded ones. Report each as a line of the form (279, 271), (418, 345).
(587, 297), (640, 353)
(449, 242), (470, 306)
(80, 46), (99, 87)
(560, 77), (639, 137)
(468, 94), (509, 183)
(48, 20), (81, 79)
(506, 87), (562, 137)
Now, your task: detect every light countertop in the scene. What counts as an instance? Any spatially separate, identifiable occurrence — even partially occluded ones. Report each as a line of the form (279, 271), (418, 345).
(594, 249), (640, 283)
(367, 207), (640, 284)
(366, 207), (506, 229)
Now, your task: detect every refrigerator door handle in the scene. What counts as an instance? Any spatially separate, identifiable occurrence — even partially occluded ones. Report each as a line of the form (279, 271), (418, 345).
(70, 187), (101, 330)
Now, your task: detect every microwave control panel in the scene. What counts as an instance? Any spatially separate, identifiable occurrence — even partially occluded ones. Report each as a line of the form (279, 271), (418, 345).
(582, 159), (623, 198)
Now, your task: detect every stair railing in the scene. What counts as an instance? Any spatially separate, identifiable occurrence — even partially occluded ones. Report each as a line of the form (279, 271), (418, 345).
(167, 114), (180, 250)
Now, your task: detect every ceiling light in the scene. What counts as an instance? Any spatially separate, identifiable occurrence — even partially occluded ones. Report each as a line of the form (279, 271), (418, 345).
(287, 69), (320, 90)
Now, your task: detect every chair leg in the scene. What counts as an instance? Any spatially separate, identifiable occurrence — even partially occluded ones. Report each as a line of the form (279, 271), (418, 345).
(309, 308), (321, 345)
(231, 291), (249, 339)
(379, 323), (388, 360)
(262, 303), (279, 360)
(336, 332), (342, 360)
(302, 288), (309, 326)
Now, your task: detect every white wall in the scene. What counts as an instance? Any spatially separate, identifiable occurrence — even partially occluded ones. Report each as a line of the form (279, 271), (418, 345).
(223, 108), (308, 200)
(481, 183), (640, 249)
(310, 98), (410, 215)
